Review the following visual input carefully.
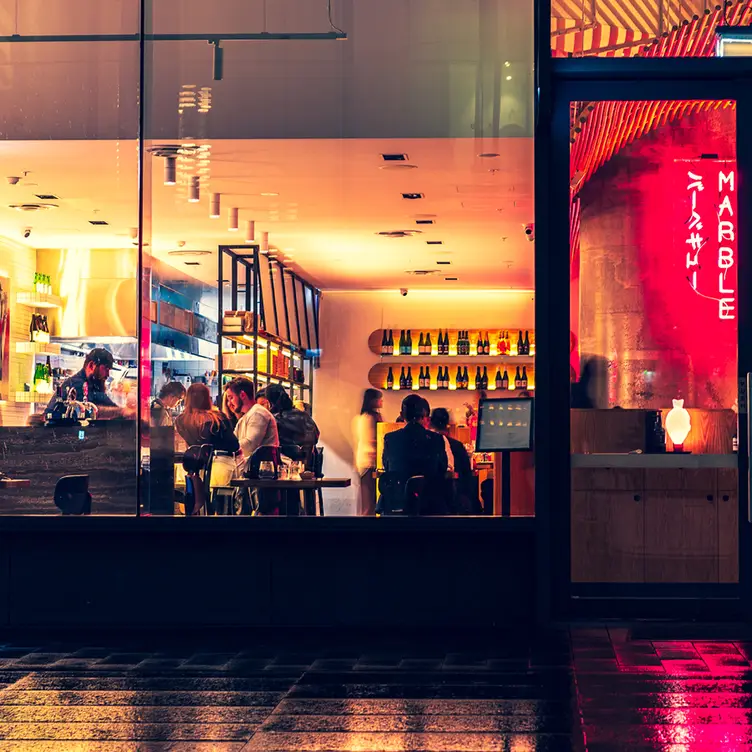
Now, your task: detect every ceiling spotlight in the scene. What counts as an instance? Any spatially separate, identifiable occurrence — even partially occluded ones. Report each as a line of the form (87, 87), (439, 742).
(245, 220), (255, 243)
(210, 193), (220, 218)
(229, 207), (239, 231)
(164, 156), (177, 186)
(504, 60), (511, 67)
(505, 75), (512, 81)
(261, 231), (269, 252)
(211, 40), (223, 81)
(189, 176), (200, 203)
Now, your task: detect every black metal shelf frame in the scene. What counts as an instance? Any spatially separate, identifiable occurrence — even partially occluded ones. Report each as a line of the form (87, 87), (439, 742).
(217, 245), (320, 407)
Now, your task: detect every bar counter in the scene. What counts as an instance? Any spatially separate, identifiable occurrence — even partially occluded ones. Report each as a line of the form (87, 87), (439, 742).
(0, 421), (137, 514)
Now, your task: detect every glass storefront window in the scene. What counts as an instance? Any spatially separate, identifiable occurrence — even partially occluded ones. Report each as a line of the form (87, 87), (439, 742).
(0, 3), (140, 514)
(551, 1), (744, 58)
(142, 0), (536, 518)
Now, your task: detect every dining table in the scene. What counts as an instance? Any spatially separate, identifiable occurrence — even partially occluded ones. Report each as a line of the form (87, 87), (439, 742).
(230, 477), (351, 490)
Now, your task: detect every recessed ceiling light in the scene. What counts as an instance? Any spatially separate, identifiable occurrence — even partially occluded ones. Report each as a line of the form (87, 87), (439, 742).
(402, 193), (424, 200)
(426, 240), (443, 245)
(504, 60), (511, 67)
(478, 153), (500, 158)
(505, 75), (512, 81)
(168, 249), (211, 257)
(381, 153), (408, 161)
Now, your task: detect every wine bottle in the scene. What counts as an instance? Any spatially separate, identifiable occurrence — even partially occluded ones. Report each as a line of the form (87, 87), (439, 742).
(482, 366), (489, 390)
(495, 368), (502, 390)
(398, 330), (405, 355)
(418, 332), (424, 356)
(437, 366), (444, 389)
(476, 332), (482, 356)
(381, 330), (388, 355)
(418, 366), (425, 389)
(43, 356), (52, 386)
(517, 331), (523, 356)
(523, 331), (530, 356)
(514, 366), (522, 389)
(426, 332), (432, 355)
(407, 330), (413, 355)
(474, 366), (481, 390)
(388, 330), (394, 355)
(455, 366), (462, 389)
(521, 366), (528, 389)
(443, 330), (448, 355)
(463, 366), (469, 389)
(399, 367), (406, 390)
(502, 369), (509, 390)
(386, 367), (394, 390)
(425, 366), (431, 389)
(406, 366), (413, 390)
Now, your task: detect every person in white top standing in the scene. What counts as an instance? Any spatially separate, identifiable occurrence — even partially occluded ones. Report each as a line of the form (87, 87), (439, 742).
(223, 377), (279, 472)
(353, 388), (383, 515)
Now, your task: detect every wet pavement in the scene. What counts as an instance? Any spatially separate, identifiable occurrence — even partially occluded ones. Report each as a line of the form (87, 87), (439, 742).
(0, 628), (750, 749)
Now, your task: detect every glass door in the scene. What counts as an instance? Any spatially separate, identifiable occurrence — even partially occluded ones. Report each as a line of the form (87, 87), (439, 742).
(541, 74), (752, 619)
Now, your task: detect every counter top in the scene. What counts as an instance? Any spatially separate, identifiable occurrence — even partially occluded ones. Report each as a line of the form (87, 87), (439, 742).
(571, 453), (737, 469)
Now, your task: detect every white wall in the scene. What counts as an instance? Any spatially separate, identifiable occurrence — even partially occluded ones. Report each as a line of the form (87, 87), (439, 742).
(314, 290), (535, 514)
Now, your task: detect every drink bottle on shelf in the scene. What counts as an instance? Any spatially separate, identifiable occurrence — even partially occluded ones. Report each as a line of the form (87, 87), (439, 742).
(523, 331), (531, 356)
(517, 331), (524, 356)
(514, 366), (522, 389)
(386, 367), (394, 390)
(495, 368), (503, 390)
(381, 330), (388, 355)
(418, 332), (425, 355)
(482, 366), (489, 390)
(407, 330), (413, 355)
(406, 366), (413, 390)
(387, 330), (394, 355)
(521, 366), (528, 390)
(399, 367), (406, 390)
(418, 366), (425, 389)
(501, 369), (510, 390)
(455, 366), (463, 389)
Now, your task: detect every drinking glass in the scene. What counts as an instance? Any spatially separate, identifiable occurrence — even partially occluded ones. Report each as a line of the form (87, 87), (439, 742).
(277, 464), (289, 481)
(290, 461), (303, 480)
(259, 461), (275, 479)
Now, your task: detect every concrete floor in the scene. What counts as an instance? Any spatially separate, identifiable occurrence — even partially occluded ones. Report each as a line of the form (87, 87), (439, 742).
(0, 628), (748, 750)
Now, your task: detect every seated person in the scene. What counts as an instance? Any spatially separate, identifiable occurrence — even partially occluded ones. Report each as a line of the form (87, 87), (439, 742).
(430, 407), (480, 514)
(175, 383), (239, 454)
(380, 394), (448, 515)
(151, 381), (186, 427)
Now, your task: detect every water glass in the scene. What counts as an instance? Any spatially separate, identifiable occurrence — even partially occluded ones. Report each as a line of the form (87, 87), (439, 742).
(259, 461), (275, 479)
(277, 464), (289, 481)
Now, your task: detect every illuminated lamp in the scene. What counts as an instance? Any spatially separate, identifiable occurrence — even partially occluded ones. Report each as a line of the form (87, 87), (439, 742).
(665, 399), (691, 452)
(716, 26), (752, 56)
(210, 193), (220, 218)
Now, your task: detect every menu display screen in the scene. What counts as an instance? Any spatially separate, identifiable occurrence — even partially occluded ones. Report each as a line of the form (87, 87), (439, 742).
(476, 398), (534, 452)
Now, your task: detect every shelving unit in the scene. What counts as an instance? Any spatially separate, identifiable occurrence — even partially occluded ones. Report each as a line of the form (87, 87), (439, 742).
(368, 328), (535, 358)
(12, 391), (50, 404)
(15, 342), (61, 355)
(368, 362), (535, 392)
(16, 291), (62, 309)
(217, 245), (320, 406)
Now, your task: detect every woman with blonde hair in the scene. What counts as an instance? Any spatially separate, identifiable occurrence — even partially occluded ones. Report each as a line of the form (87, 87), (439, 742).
(176, 383), (239, 453)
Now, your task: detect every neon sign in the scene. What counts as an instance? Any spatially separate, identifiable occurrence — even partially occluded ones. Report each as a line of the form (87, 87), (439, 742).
(681, 161), (737, 321)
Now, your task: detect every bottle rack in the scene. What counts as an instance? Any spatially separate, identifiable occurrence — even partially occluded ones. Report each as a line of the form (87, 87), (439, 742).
(368, 362), (535, 393)
(368, 328), (535, 358)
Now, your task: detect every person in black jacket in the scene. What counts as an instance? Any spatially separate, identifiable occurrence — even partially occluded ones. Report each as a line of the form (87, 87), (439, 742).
(430, 407), (480, 514)
(380, 394), (448, 515)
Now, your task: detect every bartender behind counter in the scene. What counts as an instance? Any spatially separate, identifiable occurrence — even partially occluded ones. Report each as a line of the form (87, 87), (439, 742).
(47, 347), (133, 419)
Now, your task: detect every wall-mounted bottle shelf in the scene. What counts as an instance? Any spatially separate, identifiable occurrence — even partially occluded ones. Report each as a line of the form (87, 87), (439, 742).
(369, 328), (535, 358)
(16, 291), (62, 309)
(15, 342), (61, 355)
(12, 391), (50, 404)
(368, 362), (535, 393)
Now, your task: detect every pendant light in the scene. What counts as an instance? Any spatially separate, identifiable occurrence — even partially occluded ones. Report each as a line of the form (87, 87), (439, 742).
(229, 207), (239, 231)
(245, 220), (255, 243)
(189, 176), (200, 203)
(210, 193), (221, 218)
(164, 156), (177, 186)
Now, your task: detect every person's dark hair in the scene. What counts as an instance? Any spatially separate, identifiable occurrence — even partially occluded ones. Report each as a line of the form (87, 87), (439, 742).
(226, 376), (255, 403)
(360, 388), (382, 420)
(266, 383), (293, 414)
(159, 381), (186, 401)
(401, 394), (428, 423)
(430, 407), (450, 431)
(84, 347), (114, 368)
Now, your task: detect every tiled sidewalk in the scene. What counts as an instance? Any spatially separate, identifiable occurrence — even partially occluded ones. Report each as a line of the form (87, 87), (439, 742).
(2, 629), (752, 750)
(0, 633), (579, 751)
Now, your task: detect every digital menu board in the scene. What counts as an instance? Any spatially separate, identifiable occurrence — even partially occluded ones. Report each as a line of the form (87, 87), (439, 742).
(476, 398), (534, 452)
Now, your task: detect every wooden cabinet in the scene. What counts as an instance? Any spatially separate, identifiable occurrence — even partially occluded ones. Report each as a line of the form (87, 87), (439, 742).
(571, 466), (738, 585)
(644, 490), (717, 583)
(571, 490), (644, 582)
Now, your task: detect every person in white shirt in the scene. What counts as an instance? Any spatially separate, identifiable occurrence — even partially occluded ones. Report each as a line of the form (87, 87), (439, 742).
(223, 377), (279, 471)
(353, 388), (383, 515)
